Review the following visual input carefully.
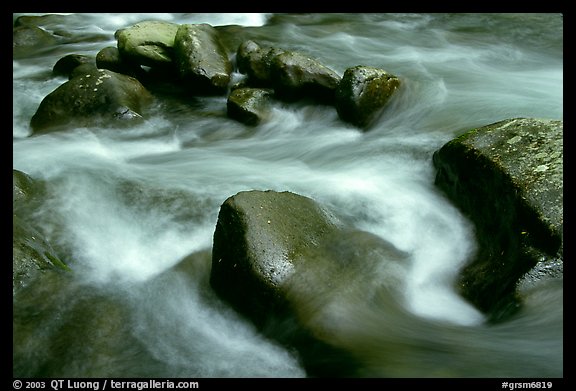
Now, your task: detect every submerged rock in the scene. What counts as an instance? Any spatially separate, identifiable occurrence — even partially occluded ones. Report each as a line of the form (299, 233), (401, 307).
(433, 118), (563, 320)
(13, 170), (69, 295)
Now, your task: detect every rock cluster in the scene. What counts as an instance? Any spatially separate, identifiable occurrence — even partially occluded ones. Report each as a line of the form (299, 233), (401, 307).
(17, 16), (401, 133)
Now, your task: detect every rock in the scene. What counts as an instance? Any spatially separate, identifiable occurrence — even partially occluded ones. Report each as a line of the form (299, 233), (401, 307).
(173, 23), (233, 95)
(335, 65), (401, 129)
(270, 50), (341, 103)
(13, 24), (58, 58)
(432, 118), (563, 320)
(227, 87), (273, 126)
(236, 40), (341, 103)
(13, 170), (69, 295)
(236, 40), (285, 87)
(52, 54), (94, 78)
(96, 46), (145, 79)
(30, 66), (153, 133)
(115, 20), (180, 68)
(210, 190), (408, 375)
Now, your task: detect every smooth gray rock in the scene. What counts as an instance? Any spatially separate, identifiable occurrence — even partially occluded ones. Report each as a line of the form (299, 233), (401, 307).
(115, 20), (179, 67)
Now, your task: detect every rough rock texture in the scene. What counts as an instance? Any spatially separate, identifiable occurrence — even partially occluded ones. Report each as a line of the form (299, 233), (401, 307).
(30, 66), (153, 133)
(227, 87), (273, 126)
(335, 65), (401, 129)
(115, 20), (179, 68)
(432, 118), (563, 320)
(236, 40), (283, 86)
(173, 23), (233, 95)
(210, 190), (408, 375)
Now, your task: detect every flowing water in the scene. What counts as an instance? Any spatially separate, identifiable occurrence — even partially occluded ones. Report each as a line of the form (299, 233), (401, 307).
(13, 13), (563, 378)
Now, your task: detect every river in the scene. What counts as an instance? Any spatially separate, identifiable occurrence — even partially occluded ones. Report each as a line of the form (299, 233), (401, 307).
(13, 13), (563, 379)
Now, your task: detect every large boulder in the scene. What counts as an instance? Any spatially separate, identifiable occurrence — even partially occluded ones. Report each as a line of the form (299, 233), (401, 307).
(115, 20), (180, 68)
(173, 23), (233, 95)
(236, 40), (284, 87)
(335, 65), (401, 129)
(30, 65), (153, 133)
(210, 190), (409, 375)
(432, 118), (563, 320)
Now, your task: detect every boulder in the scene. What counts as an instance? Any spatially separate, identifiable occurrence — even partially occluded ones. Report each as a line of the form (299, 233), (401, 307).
(96, 46), (145, 79)
(210, 190), (408, 375)
(236, 40), (341, 103)
(236, 40), (286, 87)
(52, 54), (94, 78)
(173, 23), (233, 95)
(115, 20), (179, 68)
(270, 50), (341, 103)
(432, 118), (563, 320)
(30, 66), (153, 133)
(227, 87), (273, 126)
(335, 65), (401, 129)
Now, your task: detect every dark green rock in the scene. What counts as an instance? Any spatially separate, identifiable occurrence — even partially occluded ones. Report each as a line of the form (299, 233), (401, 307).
(335, 65), (400, 129)
(52, 54), (94, 78)
(210, 190), (408, 376)
(432, 118), (563, 320)
(227, 87), (273, 126)
(13, 170), (69, 295)
(270, 50), (341, 103)
(30, 67), (153, 133)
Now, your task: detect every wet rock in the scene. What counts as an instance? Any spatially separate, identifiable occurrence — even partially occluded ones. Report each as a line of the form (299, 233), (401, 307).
(30, 66), (153, 133)
(335, 65), (401, 129)
(210, 190), (408, 375)
(13, 24), (58, 58)
(236, 40), (286, 87)
(13, 170), (69, 295)
(432, 118), (563, 321)
(236, 40), (341, 103)
(270, 50), (341, 103)
(115, 20), (179, 68)
(173, 23), (233, 95)
(227, 87), (273, 126)
(52, 54), (94, 78)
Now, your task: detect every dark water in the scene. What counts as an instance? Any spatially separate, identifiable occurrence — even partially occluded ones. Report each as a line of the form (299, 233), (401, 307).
(13, 13), (563, 378)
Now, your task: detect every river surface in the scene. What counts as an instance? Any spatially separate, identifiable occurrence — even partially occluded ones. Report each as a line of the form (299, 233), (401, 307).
(13, 13), (563, 379)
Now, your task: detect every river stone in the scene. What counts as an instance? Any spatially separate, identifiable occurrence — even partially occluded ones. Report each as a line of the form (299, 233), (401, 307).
(13, 170), (69, 295)
(115, 20), (179, 68)
(210, 189), (408, 375)
(270, 50), (341, 103)
(173, 23), (233, 95)
(30, 66), (153, 133)
(432, 118), (563, 320)
(335, 65), (401, 129)
(227, 87), (273, 126)
(52, 54), (94, 78)
(236, 40), (286, 87)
